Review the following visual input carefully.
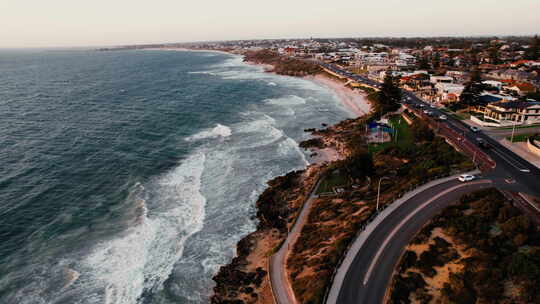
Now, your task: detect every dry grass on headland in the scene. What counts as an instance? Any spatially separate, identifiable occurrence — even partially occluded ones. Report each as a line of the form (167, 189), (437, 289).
(242, 49), (322, 76)
(287, 126), (473, 304)
(388, 189), (540, 304)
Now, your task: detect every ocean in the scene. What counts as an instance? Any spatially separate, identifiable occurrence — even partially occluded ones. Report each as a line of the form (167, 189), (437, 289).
(0, 49), (352, 304)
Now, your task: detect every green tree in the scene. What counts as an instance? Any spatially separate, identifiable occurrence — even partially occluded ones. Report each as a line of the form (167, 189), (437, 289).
(432, 52), (441, 69)
(488, 47), (500, 64)
(339, 149), (374, 180)
(470, 70), (482, 83)
(459, 70), (484, 109)
(418, 55), (431, 70)
(525, 35), (539, 60)
(374, 74), (402, 117)
(411, 120), (434, 142)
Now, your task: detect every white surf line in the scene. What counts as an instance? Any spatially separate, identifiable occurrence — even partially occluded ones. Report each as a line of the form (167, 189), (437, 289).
(362, 180), (492, 286)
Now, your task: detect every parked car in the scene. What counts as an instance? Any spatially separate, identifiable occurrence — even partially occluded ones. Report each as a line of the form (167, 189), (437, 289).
(470, 126), (480, 132)
(458, 174), (475, 182)
(439, 115), (448, 120)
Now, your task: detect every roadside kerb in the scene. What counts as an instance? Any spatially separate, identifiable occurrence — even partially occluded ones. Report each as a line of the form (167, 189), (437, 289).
(325, 170), (480, 304)
(267, 258), (277, 304)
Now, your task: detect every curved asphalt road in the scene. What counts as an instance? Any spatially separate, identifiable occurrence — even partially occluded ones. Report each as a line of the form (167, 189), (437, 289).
(335, 179), (493, 304)
(314, 62), (540, 304)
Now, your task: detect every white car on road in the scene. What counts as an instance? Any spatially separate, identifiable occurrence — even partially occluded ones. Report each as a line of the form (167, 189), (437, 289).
(458, 174), (475, 182)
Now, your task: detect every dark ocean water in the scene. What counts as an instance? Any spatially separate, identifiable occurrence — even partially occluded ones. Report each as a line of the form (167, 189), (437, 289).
(0, 49), (352, 304)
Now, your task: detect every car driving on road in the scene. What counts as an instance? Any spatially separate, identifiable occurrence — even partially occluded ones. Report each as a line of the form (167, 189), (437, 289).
(458, 174), (475, 182)
(470, 126), (480, 132)
(476, 138), (491, 149)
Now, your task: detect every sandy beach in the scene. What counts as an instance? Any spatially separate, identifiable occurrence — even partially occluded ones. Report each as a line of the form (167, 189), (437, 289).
(306, 74), (371, 117)
(304, 73), (372, 165)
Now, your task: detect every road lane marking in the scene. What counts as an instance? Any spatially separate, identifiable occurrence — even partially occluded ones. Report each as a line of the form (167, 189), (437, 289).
(362, 180), (492, 285)
(490, 147), (529, 172)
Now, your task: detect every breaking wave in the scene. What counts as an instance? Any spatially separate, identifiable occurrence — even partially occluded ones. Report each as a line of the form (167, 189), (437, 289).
(188, 71), (217, 76)
(185, 124), (232, 141)
(80, 152), (207, 304)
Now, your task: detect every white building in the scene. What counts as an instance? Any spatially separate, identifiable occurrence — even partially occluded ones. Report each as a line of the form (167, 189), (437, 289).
(430, 76), (454, 84)
(484, 101), (540, 125)
(482, 80), (503, 90)
(435, 83), (465, 101)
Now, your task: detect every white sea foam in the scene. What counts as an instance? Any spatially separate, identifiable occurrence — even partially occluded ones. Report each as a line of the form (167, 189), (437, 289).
(185, 124), (232, 141)
(235, 117), (284, 149)
(278, 138), (310, 166)
(211, 56), (245, 68)
(188, 71), (217, 76)
(267, 82), (277, 86)
(266, 95), (306, 106)
(72, 152), (207, 304)
(281, 108), (296, 116)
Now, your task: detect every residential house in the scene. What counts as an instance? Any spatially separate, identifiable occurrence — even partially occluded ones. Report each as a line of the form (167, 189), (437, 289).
(482, 80), (503, 90)
(430, 76), (454, 84)
(488, 69), (531, 82)
(484, 101), (540, 125)
(506, 82), (537, 96)
(434, 83), (465, 102)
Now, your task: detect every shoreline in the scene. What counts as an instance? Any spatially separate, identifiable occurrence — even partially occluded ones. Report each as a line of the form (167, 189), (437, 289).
(151, 47), (371, 120)
(211, 56), (366, 303)
(305, 74), (371, 118)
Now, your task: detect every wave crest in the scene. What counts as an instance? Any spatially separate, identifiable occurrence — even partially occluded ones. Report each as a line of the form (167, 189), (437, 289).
(186, 124), (232, 141)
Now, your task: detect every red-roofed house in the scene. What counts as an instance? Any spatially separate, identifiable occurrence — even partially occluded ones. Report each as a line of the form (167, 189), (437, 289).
(507, 82), (537, 96)
(511, 60), (540, 68)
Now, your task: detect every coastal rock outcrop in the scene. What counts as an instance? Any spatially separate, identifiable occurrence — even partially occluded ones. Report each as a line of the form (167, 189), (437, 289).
(211, 169), (320, 303)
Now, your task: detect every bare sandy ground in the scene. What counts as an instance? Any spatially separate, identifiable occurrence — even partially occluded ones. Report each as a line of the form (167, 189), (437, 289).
(308, 147), (344, 165)
(306, 74), (372, 117)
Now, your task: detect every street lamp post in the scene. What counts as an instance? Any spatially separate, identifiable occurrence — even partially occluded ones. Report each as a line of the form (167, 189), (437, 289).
(376, 176), (390, 213)
(510, 117), (517, 143)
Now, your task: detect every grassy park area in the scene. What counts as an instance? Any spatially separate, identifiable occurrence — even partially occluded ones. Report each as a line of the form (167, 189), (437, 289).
(498, 123), (540, 131)
(368, 115), (413, 153)
(440, 108), (470, 120)
(506, 133), (539, 142)
(316, 170), (348, 194)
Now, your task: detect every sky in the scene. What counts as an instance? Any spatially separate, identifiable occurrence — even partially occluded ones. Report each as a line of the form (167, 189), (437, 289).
(1, 0), (539, 48)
